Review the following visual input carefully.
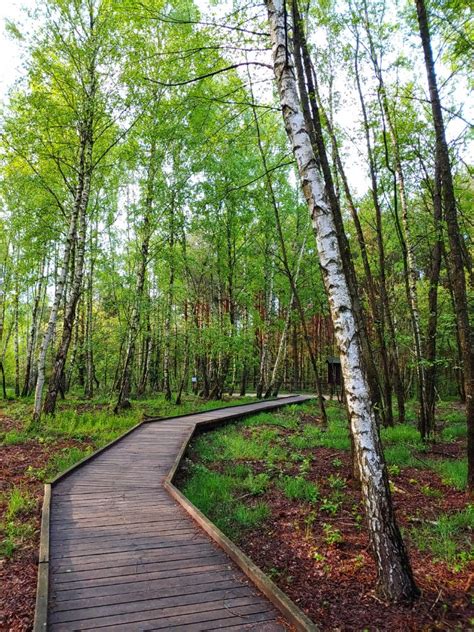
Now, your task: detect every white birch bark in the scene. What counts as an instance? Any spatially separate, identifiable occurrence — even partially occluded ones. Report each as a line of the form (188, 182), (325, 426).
(32, 208), (78, 421)
(265, 0), (418, 601)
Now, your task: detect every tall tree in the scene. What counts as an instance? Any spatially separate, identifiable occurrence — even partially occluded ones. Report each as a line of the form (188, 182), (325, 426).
(264, 0), (419, 601)
(415, 0), (474, 491)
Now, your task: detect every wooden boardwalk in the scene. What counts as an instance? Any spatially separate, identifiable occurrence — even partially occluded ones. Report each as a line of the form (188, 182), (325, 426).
(43, 396), (312, 631)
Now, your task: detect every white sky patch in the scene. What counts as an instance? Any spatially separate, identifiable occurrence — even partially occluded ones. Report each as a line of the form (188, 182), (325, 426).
(0, 0), (35, 102)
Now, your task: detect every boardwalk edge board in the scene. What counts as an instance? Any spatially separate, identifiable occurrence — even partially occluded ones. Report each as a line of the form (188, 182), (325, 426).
(33, 484), (51, 631)
(33, 395), (315, 631)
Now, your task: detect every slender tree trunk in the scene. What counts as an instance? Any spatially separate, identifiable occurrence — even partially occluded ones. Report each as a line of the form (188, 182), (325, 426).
(14, 279), (20, 397)
(361, 9), (428, 435)
(137, 307), (152, 397)
(265, 237), (306, 399)
(176, 301), (190, 406)
(115, 141), (156, 411)
(265, 0), (419, 601)
(415, 0), (474, 490)
(250, 74), (327, 418)
(84, 227), (96, 399)
(424, 159), (443, 429)
(43, 131), (92, 415)
(293, 10), (383, 422)
(22, 259), (45, 396)
(325, 103), (396, 426)
(163, 264), (174, 402)
(32, 203), (79, 422)
(351, 45), (408, 425)
(43, 182), (89, 414)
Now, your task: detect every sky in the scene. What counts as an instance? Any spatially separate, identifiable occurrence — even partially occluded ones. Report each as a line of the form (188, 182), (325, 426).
(0, 0), (35, 102)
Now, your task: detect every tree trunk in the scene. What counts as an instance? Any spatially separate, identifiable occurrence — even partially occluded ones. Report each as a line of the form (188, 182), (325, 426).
(292, 9), (383, 422)
(415, 0), (474, 490)
(353, 40), (406, 424)
(14, 279), (20, 397)
(43, 123), (93, 416)
(22, 259), (45, 397)
(43, 166), (90, 415)
(32, 201), (79, 422)
(265, 0), (419, 601)
(423, 159), (443, 430)
(115, 141), (156, 412)
(361, 8), (428, 435)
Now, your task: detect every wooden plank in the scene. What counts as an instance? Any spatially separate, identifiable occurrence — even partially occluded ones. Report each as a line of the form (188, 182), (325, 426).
(50, 543), (219, 571)
(52, 556), (228, 584)
(52, 532), (208, 557)
(52, 562), (231, 591)
(49, 585), (256, 623)
(50, 522), (195, 541)
(54, 567), (244, 611)
(50, 598), (277, 631)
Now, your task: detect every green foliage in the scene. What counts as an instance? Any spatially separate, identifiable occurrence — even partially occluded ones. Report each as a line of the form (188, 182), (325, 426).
(408, 506), (473, 569)
(278, 475), (319, 503)
(1, 429), (30, 445)
(383, 444), (419, 468)
(0, 487), (36, 558)
(320, 494), (343, 515)
(427, 459), (467, 490)
(322, 523), (344, 546)
(4, 487), (34, 520)
(44, 447), (94, 481)
(181, 464), (270, 538)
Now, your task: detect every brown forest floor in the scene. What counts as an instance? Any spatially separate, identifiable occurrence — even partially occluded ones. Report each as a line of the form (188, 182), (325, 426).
(0, 414), (94, 631)
(240, 446), (472, 630)
(180, 407), (474, 631)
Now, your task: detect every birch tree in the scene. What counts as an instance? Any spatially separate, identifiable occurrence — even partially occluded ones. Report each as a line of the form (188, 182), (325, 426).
(264, 0), (419, 601)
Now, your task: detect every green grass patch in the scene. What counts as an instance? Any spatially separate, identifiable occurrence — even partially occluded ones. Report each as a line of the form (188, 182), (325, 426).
(427, 458), (467, 490)
(181, 464), (270, 537)
(381, 424), (422, 446)
(193, 425), (286, 463)
(278, 475), (319, 502)
(441, 423), (466, 441)
(243, 411), (298, 430)
(44, 446), (95, 480)
(1, 429), (31, 446)
(408, 505), (473, 570)
(384, 444), (419, 468)
(0, 487), (37, 558)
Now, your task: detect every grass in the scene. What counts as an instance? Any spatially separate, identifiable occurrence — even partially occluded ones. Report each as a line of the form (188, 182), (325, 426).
(44, 446), (95, 480)
(193, 425), (287, 463)
(181, 464), (270, 537)
(427, 458), (467, 490)
(0, 487), (37, 558)
(409, 505), (473, 570)
(278, 475), (319, 503)
(441, 423), (466, 441)
(384, 444), (419, 468)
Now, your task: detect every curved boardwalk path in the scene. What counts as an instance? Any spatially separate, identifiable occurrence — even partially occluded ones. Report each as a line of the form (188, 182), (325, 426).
(45, 396), (311, 631)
